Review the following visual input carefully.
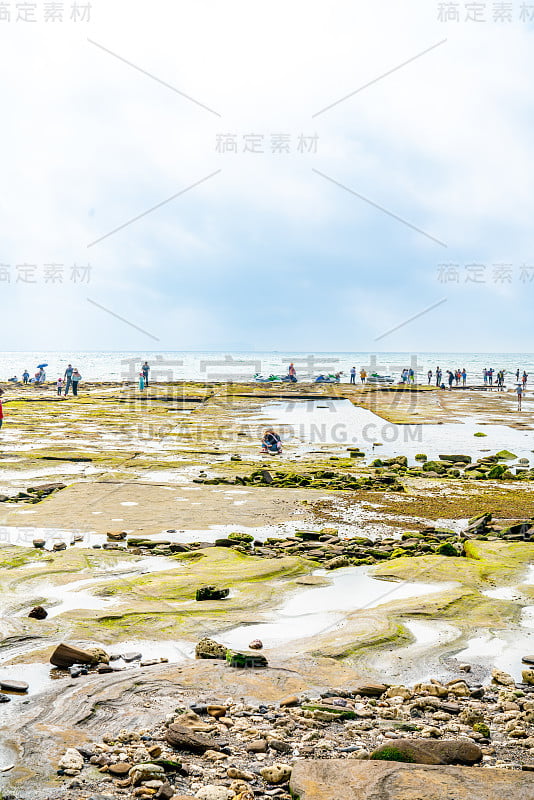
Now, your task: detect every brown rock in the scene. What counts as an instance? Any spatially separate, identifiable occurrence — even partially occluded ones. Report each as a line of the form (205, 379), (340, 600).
(279, 695), (300, 707)
(246, 739), (268, 753)
(108, 762), (132, 776)
(28, 605), (48, 620)
(207, 704), (227, 718)
(354, 682), (387, 697)
(371, 739), (482, 766)
(165, 723), (221, 754)
(290, 760), (534, 800)
(50, 642), (107, 668)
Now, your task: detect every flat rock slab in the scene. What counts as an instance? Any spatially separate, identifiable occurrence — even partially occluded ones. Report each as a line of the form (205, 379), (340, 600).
(290, 760), (534, 800)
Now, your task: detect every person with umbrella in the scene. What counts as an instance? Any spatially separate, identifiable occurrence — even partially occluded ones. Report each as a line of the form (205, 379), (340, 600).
(36, 363), (47, 384)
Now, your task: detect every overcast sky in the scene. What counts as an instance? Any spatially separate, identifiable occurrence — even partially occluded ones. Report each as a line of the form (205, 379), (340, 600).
(1, 0), (533, 351)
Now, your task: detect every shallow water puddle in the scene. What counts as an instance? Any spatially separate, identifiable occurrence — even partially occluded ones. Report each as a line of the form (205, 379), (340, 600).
(219, 567), (456, 650)
(255, 399), (534, 462)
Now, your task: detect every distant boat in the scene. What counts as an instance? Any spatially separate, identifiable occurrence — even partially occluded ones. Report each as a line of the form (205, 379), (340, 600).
(367, 373), (394, 385)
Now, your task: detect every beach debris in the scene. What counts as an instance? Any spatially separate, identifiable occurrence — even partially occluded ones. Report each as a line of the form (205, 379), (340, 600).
(195, 638), (228, 660)
(195, 586), (230, 601)
(28, 605), (47, 619)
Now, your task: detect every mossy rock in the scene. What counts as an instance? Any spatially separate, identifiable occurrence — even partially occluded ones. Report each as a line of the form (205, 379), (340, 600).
(228, 532), (254, 543)
(473, 722), (490, 738)
(414, 454), (427, 461)
(474, 432), (487, 437)
(436, 542), (459, 557)
(371, 746), (415, 763)
(495, 450), (517, 460)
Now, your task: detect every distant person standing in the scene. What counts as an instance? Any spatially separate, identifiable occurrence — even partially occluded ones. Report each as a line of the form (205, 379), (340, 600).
(516, 383), (524, 411)
(64, 364), (74, 395)
(287, 362), (297, 382)
(360, 368), (367, 384)
(447, 370), (454, 389)
(56, 377), (63, 396)
(462, 368), (467, 386)
(142, 361), (150, 387)
(71, 369), (82, 397)
(427, 369), (432, 385)
(483, 369), (488, 385)
(516, 368), (520, 382)
(488, 368), (494, 386)
(22, 370), (29, 384)
(523, 371), (528, 388)
(139, 372), (145, 391)
(350, 366), (356, 385)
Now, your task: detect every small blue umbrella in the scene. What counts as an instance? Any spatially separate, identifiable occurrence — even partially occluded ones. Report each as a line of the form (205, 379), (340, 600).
(37, 363), (48, 369)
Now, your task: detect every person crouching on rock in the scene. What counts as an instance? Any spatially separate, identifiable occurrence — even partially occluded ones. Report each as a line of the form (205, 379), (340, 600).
(262, 428), (282, 455)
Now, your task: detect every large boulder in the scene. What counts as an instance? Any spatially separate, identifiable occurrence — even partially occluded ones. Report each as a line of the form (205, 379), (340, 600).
(370, 739), (482, 766)
(290, 760), (533, 800)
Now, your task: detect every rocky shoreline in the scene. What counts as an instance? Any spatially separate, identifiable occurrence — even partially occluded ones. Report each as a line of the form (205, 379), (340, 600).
(31, 649), (534, 800)
(1, 382), (533, 798)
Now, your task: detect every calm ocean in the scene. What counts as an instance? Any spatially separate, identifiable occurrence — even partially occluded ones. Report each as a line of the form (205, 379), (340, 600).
(1, 351), (533, 383)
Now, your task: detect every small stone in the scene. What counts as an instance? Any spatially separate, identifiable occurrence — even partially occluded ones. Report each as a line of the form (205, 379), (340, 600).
(147, 745), (162, 758)
(227, 768), (254, 781)
(108, 762), (132, 776)
(207, 705), (227, 718)
(123, 651), (143, 662)
(129, 763), (165, 786)
(248, 639), (263, 650)
(522, 669), (534, 686)
(58, 748), (84, 772)
(260, 764), (292, 784)
(246, 739), (268, 753)
(492, 668), (515, 686)
(28, 605), (48, 620)
(279, 695), (299, 708)
(0, 679), (28, 693)
(459, 663), (471, 672)
(195, 786), (234, 800)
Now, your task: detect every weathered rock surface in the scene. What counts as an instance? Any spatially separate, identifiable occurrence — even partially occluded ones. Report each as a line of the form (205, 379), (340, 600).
(290, 760), (534, 800)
